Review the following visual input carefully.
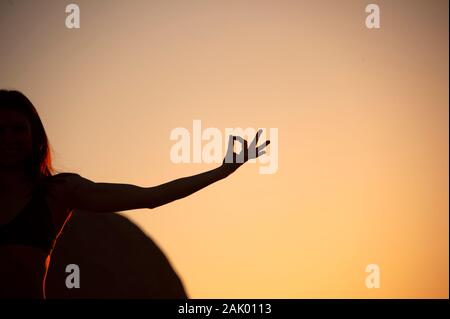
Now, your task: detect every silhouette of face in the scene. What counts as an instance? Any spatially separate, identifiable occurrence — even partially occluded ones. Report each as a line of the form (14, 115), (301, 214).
(0, 108), (33, 167)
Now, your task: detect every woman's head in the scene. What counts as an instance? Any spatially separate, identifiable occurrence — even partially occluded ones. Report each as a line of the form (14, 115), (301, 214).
(0, 89), (54, 182)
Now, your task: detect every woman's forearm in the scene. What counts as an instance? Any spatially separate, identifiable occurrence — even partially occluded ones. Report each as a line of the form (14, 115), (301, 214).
(146, 165), (232, 209)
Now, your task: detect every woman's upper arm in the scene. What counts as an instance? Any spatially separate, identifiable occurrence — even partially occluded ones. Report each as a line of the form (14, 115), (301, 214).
(50, 173), (153, 213)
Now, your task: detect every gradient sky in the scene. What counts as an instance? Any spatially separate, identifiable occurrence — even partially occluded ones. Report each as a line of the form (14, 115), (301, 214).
(0, 0), (448, 298)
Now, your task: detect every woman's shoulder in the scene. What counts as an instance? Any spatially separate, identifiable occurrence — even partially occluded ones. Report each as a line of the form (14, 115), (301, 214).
(45, 172), (82, 183)
(49, 172), (81, 179)
(40, 172), (83, 196)
(39, 173), (83, 231)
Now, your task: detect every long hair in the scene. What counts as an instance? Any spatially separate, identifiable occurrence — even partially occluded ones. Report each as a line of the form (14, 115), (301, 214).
(0, 89), (55, 183)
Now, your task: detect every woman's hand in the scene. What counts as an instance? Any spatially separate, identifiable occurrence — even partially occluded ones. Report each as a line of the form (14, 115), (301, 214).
(221, 129), (270, 176)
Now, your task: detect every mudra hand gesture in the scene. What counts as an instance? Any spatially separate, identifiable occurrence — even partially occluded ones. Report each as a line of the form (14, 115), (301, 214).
(221, 129), (271, 175)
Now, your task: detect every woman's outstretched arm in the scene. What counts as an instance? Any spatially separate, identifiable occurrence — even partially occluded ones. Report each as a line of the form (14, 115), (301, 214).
(53, 130), (270, 213)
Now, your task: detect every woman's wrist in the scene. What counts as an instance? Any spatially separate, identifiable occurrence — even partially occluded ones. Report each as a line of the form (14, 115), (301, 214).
(219, 161), (242, 178)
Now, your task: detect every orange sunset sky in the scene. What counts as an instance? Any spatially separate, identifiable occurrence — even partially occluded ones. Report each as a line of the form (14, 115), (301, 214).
(0, 0), (448, 298)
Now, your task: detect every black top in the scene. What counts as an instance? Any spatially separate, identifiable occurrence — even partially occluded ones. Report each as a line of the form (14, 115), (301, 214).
(0, 178), (56, 254)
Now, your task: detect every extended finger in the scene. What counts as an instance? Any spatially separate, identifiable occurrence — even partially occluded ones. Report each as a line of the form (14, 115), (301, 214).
(257, 139), (271, 152)
(250, 129), (262, 149)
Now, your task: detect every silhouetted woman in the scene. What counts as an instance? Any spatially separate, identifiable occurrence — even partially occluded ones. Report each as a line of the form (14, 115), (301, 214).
(0, 89), (270, 299)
